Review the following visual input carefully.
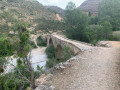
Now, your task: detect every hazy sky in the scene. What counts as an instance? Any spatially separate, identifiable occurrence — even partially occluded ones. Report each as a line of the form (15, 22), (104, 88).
(37, 0), (86, 9)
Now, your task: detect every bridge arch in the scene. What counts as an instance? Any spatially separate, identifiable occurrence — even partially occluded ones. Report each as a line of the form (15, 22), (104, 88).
(49, 38), (53, 45)
(46, 36), (54, 46)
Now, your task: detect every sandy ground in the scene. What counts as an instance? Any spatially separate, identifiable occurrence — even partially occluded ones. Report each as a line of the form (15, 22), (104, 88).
(51, 41), (120, 90)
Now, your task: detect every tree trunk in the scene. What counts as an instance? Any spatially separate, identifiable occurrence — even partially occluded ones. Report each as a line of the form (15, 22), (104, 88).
(25, 56), (35, 90)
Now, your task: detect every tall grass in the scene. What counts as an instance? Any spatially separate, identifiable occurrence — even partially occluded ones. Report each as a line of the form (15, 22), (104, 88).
(112, 31), (120, 41)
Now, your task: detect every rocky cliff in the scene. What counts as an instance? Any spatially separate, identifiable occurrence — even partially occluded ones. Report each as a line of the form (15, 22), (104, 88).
(78, 0), (100, 14)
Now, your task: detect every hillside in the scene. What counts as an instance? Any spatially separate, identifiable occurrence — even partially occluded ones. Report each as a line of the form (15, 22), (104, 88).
(45, 6), (65, 16)
(0, 0), (58, 32)
(78, 0), (100, 15)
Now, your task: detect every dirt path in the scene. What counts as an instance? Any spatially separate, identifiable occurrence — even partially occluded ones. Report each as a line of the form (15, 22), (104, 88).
(51, 41), (120, 90)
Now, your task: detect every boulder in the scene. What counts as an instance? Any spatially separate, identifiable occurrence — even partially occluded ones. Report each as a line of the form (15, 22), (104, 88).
(35, 74), (53, 86)
(97, 41), (111, 48)
(35, 85), (55, 90)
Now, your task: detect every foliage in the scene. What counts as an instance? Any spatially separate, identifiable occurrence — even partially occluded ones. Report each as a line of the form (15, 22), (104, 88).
(101, 21), (112, 39)
(65, 2), (114, 44)
(37, 36), (46, 46)
(84, 22), (112, 44)
(37, 65), (45, 74)
(0, 65), (44, 90)
(89, 16), (98, 25)
(15, 23), (36, 89)
(0, 23), (36, 89)
(7, 0), (20, 2)
(84, 25), (103, 44)
(0, 12), (17, 23)
(0, 24), (10, 33)
(110, 31), (120, 41)
(65, 1), (76, 11)
(46, 45), (72, 68)
(29, 40), (37, 48)
(45, 44), (55, 59)
(98, 0), (120, 31)
(0, 73), (30, 90)
(35, 18), (66, 30)
(0, 34), (14, 57)
(65, 7), (88, 41)
(63, 46), (72, 60)
(0, 34), (15, 74)
(46, 58), (56, 68)
(65, 2), (89, 41)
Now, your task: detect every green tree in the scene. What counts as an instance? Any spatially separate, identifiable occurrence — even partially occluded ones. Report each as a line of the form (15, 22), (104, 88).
(45, 44), (55, 59)
(102, 21), (112, 39)
(84, 25), (103, 44)
(0, 23), (36, 90)
(98, 0), (120, 31)
(89, 16), (98, 25)
(16, 23), (35, 89)
(65, 2), (76, 11)
(0, 34), (14, 74)
(65, 2), (88, 41)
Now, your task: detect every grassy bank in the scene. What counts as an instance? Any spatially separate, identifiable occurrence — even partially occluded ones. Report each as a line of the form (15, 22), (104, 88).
(112, 31), (120, 41)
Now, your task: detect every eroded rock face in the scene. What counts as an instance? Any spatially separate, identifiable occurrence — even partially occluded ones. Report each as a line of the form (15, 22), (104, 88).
(78, 0), (100, 16)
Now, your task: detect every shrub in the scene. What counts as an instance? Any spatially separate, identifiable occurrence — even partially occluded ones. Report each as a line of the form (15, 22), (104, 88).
(45, 44), (55, 59)
(84, 22), (112, 44)
(84, 25), (103, 43)
(37, 36), (46, 46)
(0, 24), (10, 33)
(34, 18), (66, 31)
(109, 31), (120, 41)
(45, 45), (73, 68)
(63, 46), (72, 60)
(0, 73), (30, 90)
(29, 40), (37, 48)
(46, 58), (56, 68)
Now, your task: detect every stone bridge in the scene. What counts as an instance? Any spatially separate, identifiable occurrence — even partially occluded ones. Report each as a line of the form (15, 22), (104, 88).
(42, 34), (93, 59)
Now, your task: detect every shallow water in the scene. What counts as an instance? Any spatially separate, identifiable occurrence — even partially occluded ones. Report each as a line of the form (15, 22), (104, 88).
(5, 47), (48, 73)
(31, 47), (48, 70)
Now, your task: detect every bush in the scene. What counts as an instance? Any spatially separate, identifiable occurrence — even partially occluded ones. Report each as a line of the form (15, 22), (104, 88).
(0, 73), (30, 90)
(63, 46), (72, 60)
(84, 22), (112, 44)
(29, 40), (37, 48)
(7, 0), (19, 2)
(46, 58), (56, 68)
(0, 24), (10, 33)
(45, 45), (73, 68)
(37, 36), (46, 46)
(89, 16), (98, 25)
(109, 31), (120, 41)
(84, 25), (103, 43)
(34, 18), (66, 31)
(45, 44), (55, 59)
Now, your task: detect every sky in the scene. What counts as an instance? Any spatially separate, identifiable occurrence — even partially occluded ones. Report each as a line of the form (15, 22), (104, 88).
(37, 0), (86, 9)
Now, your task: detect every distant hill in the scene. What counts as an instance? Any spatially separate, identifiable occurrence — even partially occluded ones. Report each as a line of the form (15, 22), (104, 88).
(78, 0), (100, 16)
(45, 6), (65, 16)
(0, 0), (58, 32)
